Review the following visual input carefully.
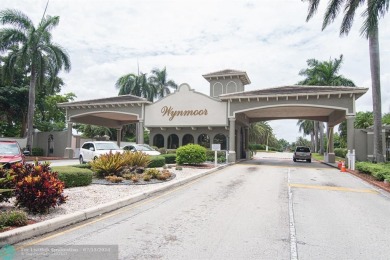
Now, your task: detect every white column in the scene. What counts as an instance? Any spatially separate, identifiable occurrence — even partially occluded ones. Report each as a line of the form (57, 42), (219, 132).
(228, 118), (236, 162)
(137, 120), (144, 144)
(346, 116), (355, 151)
(116, 128), (122, 147)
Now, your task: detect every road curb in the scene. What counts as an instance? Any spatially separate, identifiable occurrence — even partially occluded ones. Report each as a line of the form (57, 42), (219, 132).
(0, 163), (231, 246)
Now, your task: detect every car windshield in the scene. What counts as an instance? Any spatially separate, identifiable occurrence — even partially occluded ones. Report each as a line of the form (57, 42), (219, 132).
(136, 145), (154, 151)
(296, 147), (310, 152)
(95, 143), (120, 150)
(0, 143), (20, 155)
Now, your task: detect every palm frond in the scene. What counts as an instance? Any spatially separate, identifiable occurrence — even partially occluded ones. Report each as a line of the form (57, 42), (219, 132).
(323, 0), (345, 30)
(0, 9), (33, 31)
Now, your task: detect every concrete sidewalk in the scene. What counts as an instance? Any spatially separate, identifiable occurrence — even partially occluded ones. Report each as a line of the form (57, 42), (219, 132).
(0, 164), (231, 246)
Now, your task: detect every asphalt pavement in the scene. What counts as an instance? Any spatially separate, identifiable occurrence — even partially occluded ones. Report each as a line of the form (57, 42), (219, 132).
(8, 152), (390, 259)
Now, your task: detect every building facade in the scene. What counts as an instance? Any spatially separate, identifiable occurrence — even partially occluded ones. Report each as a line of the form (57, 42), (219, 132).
(58, 69), (368, 163)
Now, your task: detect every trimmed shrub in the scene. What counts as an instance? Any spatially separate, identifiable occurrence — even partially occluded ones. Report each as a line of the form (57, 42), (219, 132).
(148, 156), (165, 168)
(10, 162), (67, 214)
(356, 162), (390, 181)
(206, 150), (226, 163)
(53, 166), (93, 188)
(89, 151), (125, 178)
(0, 210), (28, 228)
(334, 148), (348, 158)
(32, 147), (44, 156)
(162, 154), (176, 164)
(176, 144), (206, 165)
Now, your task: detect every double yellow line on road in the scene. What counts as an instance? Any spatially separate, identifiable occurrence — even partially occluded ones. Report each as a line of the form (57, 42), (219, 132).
(289, 183), (378, 194)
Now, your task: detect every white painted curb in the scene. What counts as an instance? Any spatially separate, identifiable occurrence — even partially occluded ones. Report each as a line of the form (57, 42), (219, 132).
(0, 163), (231, 245)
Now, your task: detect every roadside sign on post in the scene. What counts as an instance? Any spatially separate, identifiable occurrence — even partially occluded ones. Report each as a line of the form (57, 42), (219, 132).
(211, 144), (221, 166)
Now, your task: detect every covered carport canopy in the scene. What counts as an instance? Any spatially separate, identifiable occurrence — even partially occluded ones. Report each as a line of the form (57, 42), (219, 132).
(220, 85), (368, 163)
(220, 85), (368, 127)
(58, 95), (151, 149)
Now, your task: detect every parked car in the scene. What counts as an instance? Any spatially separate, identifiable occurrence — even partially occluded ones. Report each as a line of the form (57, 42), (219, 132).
(0, 140), (25, 168)
(122, 144), (161, 156)
(293, 146), (312, 163)
(79, 141), (122, 164)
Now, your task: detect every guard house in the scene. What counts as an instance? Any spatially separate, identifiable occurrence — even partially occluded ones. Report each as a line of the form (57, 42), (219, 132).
(59, 69), (368, 163)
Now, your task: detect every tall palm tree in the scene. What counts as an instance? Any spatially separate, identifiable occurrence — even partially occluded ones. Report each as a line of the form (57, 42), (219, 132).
(149, 67), (177, 99)
(355, 111), (374, 129)
(297, 119), (315, 151)
(0, 9), (71, 151)
(298, 55), (355, 86)
(297, 55), (355, 154)
(249, 122), (278, 148)
(303, 0), (387, 162)
(115, 73), (155, 101)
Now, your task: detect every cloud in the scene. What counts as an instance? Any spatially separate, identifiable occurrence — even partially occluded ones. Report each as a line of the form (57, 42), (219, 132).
(2, 0), (390, 142)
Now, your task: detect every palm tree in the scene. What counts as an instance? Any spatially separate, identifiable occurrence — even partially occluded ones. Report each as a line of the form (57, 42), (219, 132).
(149, 67), (177, 99)
(0, 9), (71, 151)
(297, 55), (355, 154)
(297, 120), (315, 151)
(355, 111), (374, 129)
(303, 0), (387, 162)
(298, 55), (355, 86)
(249, 122), (278, 148)
(115, 73), (155, 101)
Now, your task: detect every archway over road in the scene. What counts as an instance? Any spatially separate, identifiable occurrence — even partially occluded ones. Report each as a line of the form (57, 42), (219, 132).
(220, 85), (368, 162)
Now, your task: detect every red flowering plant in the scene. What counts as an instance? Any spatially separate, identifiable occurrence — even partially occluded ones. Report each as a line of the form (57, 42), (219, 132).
(10, 162), (67, 214)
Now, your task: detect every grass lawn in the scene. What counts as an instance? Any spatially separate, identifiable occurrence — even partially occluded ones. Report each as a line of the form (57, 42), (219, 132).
(312, 153), (344, 162)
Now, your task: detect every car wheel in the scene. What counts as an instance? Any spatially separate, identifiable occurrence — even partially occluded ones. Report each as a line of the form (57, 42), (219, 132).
(293, 158), (296, 162)
(93, 156), (98, 161)
(307, 159), (311, 163)
(79, 156), (85, 164)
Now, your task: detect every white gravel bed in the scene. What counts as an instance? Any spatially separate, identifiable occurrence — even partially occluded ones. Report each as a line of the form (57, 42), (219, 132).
(1, 167), (215, 222)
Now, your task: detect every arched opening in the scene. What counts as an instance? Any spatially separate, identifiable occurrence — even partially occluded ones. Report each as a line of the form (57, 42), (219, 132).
(153, 134), (164, 148)
(213, 133), (227, 150)
(198, 134), (210, 148)
(168, 134), (179, 149)
(182, 134), (194, 146)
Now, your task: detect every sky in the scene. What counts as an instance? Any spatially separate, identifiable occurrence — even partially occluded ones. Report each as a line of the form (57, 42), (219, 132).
(2, 0), (390, 143)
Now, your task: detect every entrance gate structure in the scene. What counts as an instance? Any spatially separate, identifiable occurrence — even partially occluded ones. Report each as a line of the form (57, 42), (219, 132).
(58, 69), (368, 163)
(217, 85), (367, 163)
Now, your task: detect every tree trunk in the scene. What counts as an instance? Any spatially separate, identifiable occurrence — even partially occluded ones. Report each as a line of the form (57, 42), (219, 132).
(26, 67), (36, 152)
(319, 122), (324, 155)
(314, 121), (319, 152)
(19, 111), (27, 138)
(369, 27), (384, 162)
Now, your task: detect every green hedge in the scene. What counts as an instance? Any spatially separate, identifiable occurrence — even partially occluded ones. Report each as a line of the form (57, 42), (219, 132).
(334, 148), (348, 158)
(206, 150), (226, 163)
(52, 166), (93, 188)
(148, 156), (165, 168)
(32, 147), (44, 156)
(162, 154), (176, 164)
(176, 144), (206, 165)
(356, 162), (390, 181)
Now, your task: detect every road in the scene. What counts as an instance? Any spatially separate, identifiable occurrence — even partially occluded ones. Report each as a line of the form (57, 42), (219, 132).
(12, 152), (390, 259)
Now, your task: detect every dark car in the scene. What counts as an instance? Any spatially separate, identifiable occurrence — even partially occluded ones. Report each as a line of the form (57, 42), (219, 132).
(293, 146), (311, 163)
(0, 140), (25, 168)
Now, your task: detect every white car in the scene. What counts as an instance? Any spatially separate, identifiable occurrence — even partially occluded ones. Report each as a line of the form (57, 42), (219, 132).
(79, 141), (122, 164)
(122, 144), (161, 156)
